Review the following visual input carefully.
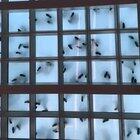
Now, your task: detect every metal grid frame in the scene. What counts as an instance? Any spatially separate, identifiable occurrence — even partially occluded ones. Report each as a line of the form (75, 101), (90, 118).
(0, 0), (140, 140)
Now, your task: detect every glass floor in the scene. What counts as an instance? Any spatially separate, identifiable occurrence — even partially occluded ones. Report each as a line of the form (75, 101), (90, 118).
(0, 0), (139, 139)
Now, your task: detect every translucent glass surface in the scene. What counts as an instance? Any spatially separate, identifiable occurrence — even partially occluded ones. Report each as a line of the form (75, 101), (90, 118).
(9, 94), (29, 111)
(36, 35), (58, 57)
(35, 9), (57, 31)
(36, 61), (58, 83)
(63, 61), (87, 84)
(65, 118), (89, 140)
(9, 62), (29, 85)
(91, 34), (116, 56)
(119, 4), (138, 28)
(124, 120), (140, 140)
(63, 8), (86, 30)
(36, 94), (58, 111)
(93, 95), (118, 112)
(9, 36), (29, 58)
(92, 60), (117, 84)
(94, 119), (119, 140)
(9, 10), (29, 32)
(64, 94), (88, 111)
(90, 5), (115, 29)
(120, 33), (139, 56)
(124, 95), (140, 113)
(122, 60), (140, 84)
(63, 35), (86, 56)
(36, 118), (59, 139)
(8, 117), (29, 138)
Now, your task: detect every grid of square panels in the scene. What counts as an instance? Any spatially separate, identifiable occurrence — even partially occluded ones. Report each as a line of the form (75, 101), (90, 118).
(2, 4), (139, 85)
(0, 1), (139, 140)
(1, 93), (139, 139)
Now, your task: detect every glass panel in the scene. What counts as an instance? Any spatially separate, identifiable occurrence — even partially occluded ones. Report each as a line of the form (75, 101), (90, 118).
(9, 94), (29, 111)
(36, 60), (58, 83)
(36, 94), (58, 111)
(36, 118), (59, 139)
(92, 60), (117, 84)
(8, 117), (29, 138)
(123, 95), (140, 113)
(64, 94), (88, 111)
(65, 118), (89, 139)
(63, 61), (87, 84)
(91, 33), (116, 56)
(9, 36), (29, 58)
(120, 33), (139, 56)
(90, 5), (115, 29)
(93, 94), (118, 112)
(121, 59), (140, 84)
(124, 120), (140, 140)
(35, 9), (57, 31)
(36, 35), (58, 57)
(63, 7), (85, 30)
(119, 4), (138, 28)
(94, 119), (119, 140)
(63, 34), (87, 56)
(9, 10), (29, 32)
(9, 62), (29, 85)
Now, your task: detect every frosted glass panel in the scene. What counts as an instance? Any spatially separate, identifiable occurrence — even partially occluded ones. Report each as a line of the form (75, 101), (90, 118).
(8, 117), (29, 138)
(63, 61), (87, 84)
(119, 4), (138, 28)
(124, 120), (140, 140)
(9, 62), (29, 85)
(92, 61), (117, 84)
(90, 5), (115, 29)
(36, 61), (58, 83)
(36, 35), (58, 57)
(93, 95), (118, 112)
(63, 8), (85, 30)
(124, 95), (140, 113)
(9, 10), (29, 32)
(63, 35), (86, 56)
(9, 94), (29, 111)
(94, 119), (119, 140)
(36, 9), (57, 31)
(64, 94), (88, 111)
(36, 94), (58, 111)
(9, 36), (29, 58)
(65, 118), (89, 140)
(120, 33), (139, 56)
(122, 60), (140, 84)
(36, 118), (59, 139)
(91, 34), (116, 56)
